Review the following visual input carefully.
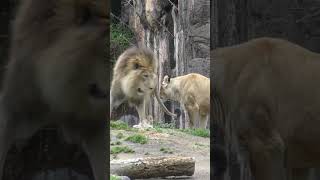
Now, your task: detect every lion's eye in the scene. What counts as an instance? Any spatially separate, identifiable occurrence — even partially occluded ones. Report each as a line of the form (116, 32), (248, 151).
(134, 63), (140, 69)
(143, 74), (149, 78)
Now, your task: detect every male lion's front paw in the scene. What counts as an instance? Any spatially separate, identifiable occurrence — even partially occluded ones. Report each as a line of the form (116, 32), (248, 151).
(133, 123), (143, 129)
(142, 122), (153, 129)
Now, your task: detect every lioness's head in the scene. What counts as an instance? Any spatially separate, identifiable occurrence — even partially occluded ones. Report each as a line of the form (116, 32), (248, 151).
(160, 75), (174, 100)
(114, 47), (157, 99)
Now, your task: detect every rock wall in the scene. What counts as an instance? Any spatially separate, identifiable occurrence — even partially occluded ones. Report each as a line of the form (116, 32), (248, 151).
(121, 0), (210, 128)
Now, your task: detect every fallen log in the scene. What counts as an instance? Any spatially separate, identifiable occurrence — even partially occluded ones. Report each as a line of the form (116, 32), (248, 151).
(110, 156), (195, 179)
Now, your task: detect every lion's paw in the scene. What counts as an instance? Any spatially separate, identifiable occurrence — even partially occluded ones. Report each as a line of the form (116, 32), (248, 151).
(133, 123), (143, 129)
(143, 124), (153, 129)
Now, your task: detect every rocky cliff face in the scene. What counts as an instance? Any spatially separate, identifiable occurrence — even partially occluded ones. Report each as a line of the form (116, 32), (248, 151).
(121, 0), (210, 127)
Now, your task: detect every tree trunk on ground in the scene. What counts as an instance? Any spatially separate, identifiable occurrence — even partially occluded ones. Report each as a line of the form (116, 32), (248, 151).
(110, 156), (195, 179)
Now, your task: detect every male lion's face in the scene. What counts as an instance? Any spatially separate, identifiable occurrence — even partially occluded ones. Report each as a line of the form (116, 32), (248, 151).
(136, 70), (157, 96)
(15, 0), (110, 121)
(115, 48), (157, 99)
(124, 60), (157, 97)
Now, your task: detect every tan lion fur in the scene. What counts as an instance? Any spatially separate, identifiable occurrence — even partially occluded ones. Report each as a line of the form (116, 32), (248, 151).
(212, 37), (320, 180)
(160, 73), (210, 129)
(110, 47), (176, 128)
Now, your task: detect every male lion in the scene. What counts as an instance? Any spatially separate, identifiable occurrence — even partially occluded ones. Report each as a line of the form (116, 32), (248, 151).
(160, 73), (210, 129)
(0, 0), (108, 180)
(110, 47), (177, 129)
(212, 37), (320, 180)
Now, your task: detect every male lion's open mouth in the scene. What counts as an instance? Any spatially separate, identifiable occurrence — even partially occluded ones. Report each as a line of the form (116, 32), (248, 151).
(137, 88), (144, 95)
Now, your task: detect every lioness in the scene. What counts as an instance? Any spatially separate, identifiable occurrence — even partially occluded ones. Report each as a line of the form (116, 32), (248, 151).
(212, 37), (320, 180)
(160, 73), (210, 129)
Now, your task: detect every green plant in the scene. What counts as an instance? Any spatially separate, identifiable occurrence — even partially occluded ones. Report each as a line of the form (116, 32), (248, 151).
(195, 142), (206, 147)
(154, 127), (163, 133)
(110, 146), (135, 154)
(110, 22), (134, 63)
(125, 134), (148, 144)
(179, 128), (210, 138)
(110, 120), (129, 130)
(110, 175), (121, 180)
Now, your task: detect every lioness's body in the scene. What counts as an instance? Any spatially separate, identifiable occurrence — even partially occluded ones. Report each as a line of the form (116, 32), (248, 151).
(161, 73), (210, 128)
(212, 37), (320, 180)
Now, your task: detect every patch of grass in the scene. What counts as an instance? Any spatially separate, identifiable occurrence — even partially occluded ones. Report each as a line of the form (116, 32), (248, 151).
(129, 127), (139, 132)
(160, 147), (174, 154)
(179, 128), (210, 138)
(154, 127), (163, 133)
(125, 134), (148, 144)
(110, 175), (121, 180)
(111, 146), (135, 154)
(110, 120), (129, 130)
(116, 132), (124, 139)
(193, 142), (208, 149)
(195, 142), (206, 147)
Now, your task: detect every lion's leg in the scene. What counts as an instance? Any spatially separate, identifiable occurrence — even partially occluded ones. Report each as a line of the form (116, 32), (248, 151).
(234, 102), (287, 180)
(143, 98), (153, 128)
(110, 84), (125, 116)
(134, 100), (152, 129)
(246, 131), (286, 180)
(0, 116), (44, 180)
(0, 122), (12, 180)
(187, 110), (198, 129)
(81, 131), (106, 180)
(287, 168), (311, 180)
(184, 95), (201, 128)
(199, 113), (208, 129)
(133, 102), (145, 128)
(146, 115), (154, 128)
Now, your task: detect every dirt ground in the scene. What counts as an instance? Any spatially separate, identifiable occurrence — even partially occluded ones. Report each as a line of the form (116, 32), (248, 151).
(110, 128), (210, 180)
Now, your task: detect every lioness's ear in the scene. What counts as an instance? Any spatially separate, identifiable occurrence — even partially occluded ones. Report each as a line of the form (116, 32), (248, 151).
(163, 75), (170, 84)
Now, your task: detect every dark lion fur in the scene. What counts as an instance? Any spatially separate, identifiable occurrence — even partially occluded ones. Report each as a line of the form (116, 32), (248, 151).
(0, 0), (108, 180)
(212, 37), (320, 180)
